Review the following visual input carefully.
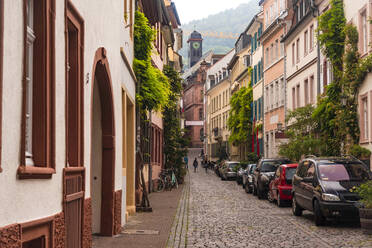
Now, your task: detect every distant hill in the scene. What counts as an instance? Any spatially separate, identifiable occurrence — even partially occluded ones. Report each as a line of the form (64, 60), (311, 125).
(180, 0), (260, 69)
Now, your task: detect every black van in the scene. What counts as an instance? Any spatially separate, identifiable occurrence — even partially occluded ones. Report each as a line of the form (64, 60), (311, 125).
(292, 156), (371, 226)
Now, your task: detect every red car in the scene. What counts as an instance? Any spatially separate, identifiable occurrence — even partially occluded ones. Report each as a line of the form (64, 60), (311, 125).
(268, 163), (298, 207)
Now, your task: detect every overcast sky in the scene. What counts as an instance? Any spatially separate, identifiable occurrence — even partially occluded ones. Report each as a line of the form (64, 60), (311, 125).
(173, 0), (251, 24)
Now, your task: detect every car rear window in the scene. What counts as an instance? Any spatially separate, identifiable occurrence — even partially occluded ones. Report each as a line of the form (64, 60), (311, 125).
(261, 162), (281, 172)
(285, 167), (296, 181)
(318, 163), (370, 182)
(249, 164), (256, 174)
(229, 163), (239, 168)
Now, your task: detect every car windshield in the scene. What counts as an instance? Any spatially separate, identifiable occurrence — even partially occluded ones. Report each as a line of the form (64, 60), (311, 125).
(285, 167), (297, 181)
(318, 163), (370, 182)
(261, 162), (281, 172)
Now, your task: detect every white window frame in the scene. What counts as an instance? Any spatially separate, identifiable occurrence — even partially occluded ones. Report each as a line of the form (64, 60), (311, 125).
(25, 0), (35, 166)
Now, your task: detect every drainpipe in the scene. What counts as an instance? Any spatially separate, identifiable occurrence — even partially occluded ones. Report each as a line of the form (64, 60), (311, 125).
(261, 26), (265, 158)
(148, 112), (152, 193)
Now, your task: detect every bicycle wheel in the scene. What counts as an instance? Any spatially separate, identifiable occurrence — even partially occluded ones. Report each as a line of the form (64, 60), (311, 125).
(155, 179), (165, 192)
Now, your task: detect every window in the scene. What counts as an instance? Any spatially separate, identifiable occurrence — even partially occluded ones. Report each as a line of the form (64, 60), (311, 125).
(309, 24), (314, 51)
(266, 47), (269, 66)
(304, 79), (309, 105)
(200, 89), (203, 102)
(67, 1), (84, 167)
(275, 40), (279, 60)
(20, 0), (56, 178)
(361, 10), (368, 54)
(296, 38), (300, 63)
(270, 84), (274, 109)
(265, 87), (269, 111)
(361, 96), (369, 141)
(270, 43), (274, 63)
(310, 75), (314, 103)
(296, 84), (300, 108)
(275, 81), (279, 107)
(304, 30), (308, 55)
(199, 108), (203, 121)
(219, 94), (221, 109)
(292, 43), (295, 66)
(292, 87), (296, 109)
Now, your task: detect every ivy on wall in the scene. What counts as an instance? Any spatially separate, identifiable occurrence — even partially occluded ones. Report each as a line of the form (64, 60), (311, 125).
(283, 0), (372, 159)
(134, 11), (170, 113)
(227, 69), (253, 150)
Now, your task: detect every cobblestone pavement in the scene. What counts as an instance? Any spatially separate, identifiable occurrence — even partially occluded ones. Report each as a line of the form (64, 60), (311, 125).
(167, 149), (372, 248)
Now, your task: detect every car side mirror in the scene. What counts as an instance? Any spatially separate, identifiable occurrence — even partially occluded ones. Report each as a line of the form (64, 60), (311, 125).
(303, 176), (313, 183)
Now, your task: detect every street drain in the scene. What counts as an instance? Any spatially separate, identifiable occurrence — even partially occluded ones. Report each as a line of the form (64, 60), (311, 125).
(122, 229), (159, 235)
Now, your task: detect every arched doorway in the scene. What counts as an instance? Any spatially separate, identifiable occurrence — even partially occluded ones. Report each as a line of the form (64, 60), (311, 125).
(91, 48), (116, 236)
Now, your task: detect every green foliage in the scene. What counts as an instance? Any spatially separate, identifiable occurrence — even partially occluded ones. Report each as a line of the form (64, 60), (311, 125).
(227, 83), (253, 147)
(350, 145), (372, 159)
(354, 181), (372, 209)
(162, 66), (188, 182)
(279, 105), (323, 161)
(242, 152), (259, 164)
(134, 11), (170, 112)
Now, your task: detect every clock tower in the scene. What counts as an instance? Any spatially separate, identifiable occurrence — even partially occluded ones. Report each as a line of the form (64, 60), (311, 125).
(187, 30), (203, 68)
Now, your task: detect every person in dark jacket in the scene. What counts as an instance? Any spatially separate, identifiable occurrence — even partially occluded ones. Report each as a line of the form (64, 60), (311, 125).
(193, 158), (198, 173)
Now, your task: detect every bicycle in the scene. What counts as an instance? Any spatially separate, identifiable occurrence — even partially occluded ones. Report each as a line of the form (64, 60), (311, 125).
(155, 169), (178, 192)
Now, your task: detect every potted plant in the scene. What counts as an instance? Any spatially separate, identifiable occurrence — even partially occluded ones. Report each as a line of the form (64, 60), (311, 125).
(354, 181), (372, 234)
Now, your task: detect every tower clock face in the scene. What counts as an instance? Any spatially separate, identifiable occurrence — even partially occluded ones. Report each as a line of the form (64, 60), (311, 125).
(193, 42), (200, 49)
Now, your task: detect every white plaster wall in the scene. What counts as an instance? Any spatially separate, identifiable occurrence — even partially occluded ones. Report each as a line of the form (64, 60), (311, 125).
(205, 50), (234, 90)
(286, 19), (318, 79)
(0, 0), (136, 227)
(286, 63), (317, 110)
(345, 0), (368, 23)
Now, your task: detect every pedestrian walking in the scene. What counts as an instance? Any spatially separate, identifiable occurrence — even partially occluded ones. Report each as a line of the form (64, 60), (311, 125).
(204, 160), (208, 173)
(193, 158), (198, 173)
(184, 156), (189, 170)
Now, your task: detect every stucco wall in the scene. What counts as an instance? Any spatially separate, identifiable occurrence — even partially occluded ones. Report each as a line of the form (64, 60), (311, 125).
(0, 0), (136, 228)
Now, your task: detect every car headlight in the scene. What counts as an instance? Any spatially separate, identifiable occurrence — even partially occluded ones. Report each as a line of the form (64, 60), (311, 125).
(321, 193), (340, 202)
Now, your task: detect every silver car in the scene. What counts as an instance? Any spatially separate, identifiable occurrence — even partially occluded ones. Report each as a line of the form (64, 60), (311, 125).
(221, 161), (240, 180)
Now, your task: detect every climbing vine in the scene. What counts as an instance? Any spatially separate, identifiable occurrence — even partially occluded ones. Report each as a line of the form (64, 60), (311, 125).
(134, 11), (170, 113)
(300, 0), (372, 157)
(227, 70), (253, 153)
(162, 65), (188, 182)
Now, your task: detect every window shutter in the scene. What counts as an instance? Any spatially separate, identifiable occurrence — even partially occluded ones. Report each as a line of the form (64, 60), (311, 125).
(251, 102), (253, 120)
(251, 69), (253, 86)
(258, 98), (262, 120)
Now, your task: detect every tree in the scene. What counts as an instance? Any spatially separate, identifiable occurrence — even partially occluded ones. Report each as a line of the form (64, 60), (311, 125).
(133, 11), (170, 210)
(279, 105), (323, 161)
(162, 65), (188, 183)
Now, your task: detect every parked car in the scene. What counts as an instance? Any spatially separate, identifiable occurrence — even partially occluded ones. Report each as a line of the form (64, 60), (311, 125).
(220, 161), (240, 180)
(268, 163), (298, 207)
(253, 158), (293, 199)
(242, 164), (257, 193)
(292, 156), (371, 226)
(214, 161), (223, 177)
(236, 163), (248, 185)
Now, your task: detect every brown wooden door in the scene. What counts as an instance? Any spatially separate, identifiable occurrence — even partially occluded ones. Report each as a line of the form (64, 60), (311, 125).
(64, 168), (85, 248)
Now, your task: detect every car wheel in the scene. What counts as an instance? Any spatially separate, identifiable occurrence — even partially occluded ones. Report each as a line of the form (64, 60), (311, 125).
(313, 200), (326, 226)
(257, 184), (264, 199)
(277, 193), (284, 207)
(253, 184), (257, 196)
(292, 195), (303, 216)
(244, 183), (249, 193)
(267, 190), (274, 203)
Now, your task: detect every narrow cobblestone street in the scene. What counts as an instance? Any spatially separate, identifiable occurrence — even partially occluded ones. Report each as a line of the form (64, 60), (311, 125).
(167, 149), (372, 248)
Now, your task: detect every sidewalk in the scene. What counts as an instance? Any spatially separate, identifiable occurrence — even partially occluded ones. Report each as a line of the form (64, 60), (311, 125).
(92, 182), (185, 248)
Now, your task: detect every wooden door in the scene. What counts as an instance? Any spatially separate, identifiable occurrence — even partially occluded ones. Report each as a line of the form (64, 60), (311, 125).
(64, 168), (85, 248)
